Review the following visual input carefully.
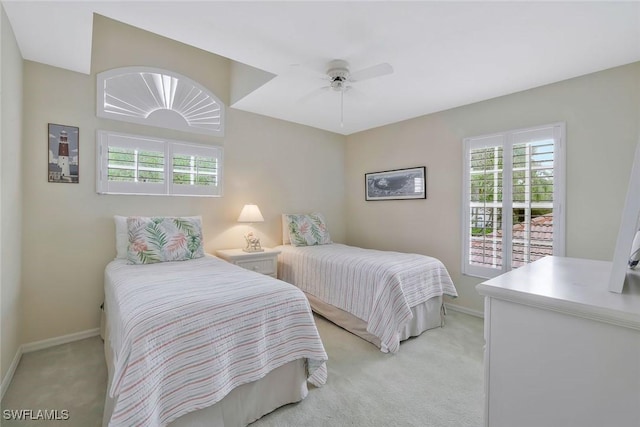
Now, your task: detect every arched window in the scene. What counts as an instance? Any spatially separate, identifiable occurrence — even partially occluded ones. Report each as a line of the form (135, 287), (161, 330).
(96, 67), (225, 136)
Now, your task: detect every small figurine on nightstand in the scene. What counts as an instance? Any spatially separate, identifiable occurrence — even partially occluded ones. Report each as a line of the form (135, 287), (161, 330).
(243, 231), (264, 252)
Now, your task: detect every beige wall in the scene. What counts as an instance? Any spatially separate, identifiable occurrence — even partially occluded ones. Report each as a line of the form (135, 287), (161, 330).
(13, 13), (640, 343)
(346, 62), (640, 314)
(1, 4), (24, 383)
(20, 16), (345, 343)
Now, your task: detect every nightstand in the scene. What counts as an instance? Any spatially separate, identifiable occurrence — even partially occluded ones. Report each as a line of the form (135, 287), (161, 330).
(215, 248), (281, 278)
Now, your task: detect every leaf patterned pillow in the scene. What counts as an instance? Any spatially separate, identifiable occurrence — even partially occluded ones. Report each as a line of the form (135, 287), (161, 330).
(284, 213), (332, 247)
(127, 216), (205, 264)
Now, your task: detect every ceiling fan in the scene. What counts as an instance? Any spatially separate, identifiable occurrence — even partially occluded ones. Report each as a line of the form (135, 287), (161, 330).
(300, 59), (394, 127)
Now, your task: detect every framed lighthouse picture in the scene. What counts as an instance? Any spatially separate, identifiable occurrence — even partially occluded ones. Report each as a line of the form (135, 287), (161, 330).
(48, 123), (79, 183)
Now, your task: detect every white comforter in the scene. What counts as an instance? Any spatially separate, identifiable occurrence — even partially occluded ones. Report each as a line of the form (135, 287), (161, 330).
(104, 255), (327, 427)
(277, 244), (458, 353)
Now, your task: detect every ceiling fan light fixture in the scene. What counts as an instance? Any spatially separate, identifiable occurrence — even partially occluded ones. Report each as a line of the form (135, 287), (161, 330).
(327, 62), (351, 92)
(330, 77), (348, 91)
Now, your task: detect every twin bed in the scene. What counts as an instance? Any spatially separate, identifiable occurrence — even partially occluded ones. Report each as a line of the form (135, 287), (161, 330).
(103, 214), (457, 426)
(277, 243), (457, 353)
(277, 212), (457, 353)
(103, 217), (327, 427)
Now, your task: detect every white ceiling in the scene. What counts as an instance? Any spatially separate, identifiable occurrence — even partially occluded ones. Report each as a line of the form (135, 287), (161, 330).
(4, 1), (640, 135)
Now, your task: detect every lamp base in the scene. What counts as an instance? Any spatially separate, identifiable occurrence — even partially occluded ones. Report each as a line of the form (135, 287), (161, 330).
(243, 231), (263, 253)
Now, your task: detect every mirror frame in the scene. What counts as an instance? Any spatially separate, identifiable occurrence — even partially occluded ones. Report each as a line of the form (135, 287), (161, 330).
(609, 135), (640, 293)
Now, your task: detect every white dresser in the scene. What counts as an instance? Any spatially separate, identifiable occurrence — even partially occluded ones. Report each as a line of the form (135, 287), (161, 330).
(476, 256), (640, 427)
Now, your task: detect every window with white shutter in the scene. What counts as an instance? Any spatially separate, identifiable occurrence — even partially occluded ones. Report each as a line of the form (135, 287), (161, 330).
(96, 130), (223, 197)
(462, 123), (565, 278)
(170, 143), (222, 196)
(96, 67), (225, 137)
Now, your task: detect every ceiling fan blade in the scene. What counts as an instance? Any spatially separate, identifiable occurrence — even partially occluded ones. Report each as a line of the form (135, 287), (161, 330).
(289, 63), (329, 81)
(343, 85), (369, 103)
(298, 86), (330, 104)
(349, 63), (393, 82)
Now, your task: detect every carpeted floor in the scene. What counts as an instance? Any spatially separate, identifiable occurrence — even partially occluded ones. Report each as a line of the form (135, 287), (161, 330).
(1, 310), (484, 427)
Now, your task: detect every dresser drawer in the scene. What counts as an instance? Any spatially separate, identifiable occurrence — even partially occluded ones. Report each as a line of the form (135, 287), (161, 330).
(235, 258), (276, 275)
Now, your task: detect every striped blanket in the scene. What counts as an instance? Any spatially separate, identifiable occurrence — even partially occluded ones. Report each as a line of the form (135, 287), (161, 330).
(104, 255), (327, 427)
(277, 244), (457, 353)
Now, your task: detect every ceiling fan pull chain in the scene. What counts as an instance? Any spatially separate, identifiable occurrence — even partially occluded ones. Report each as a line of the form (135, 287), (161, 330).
(340, 90), (344, 128)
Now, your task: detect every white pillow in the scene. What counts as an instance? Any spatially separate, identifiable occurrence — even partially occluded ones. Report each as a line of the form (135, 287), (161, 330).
(282, 214), (291, 244)
(114, 215), (128, 259)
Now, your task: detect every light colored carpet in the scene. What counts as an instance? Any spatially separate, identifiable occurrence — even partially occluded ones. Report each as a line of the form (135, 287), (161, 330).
(1, 335), (106, 427)
(1, 310), (483, 427)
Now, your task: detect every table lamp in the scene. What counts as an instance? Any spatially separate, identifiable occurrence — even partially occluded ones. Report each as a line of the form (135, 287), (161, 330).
(237, 204), (265, 252)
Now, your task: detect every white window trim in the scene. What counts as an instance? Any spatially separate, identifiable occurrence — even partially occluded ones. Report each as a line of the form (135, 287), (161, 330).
(96, 130), (224, 197)
(462, 122), (565, 279)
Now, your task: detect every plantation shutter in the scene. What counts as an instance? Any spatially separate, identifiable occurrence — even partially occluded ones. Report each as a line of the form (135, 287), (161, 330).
(97, 132), (167, 195)
(169, 142), (223, 196)
(465, 134), (507, 278)
(96, 130), (223, 197)
(463, 123), (565, 278)
(510, 127), (557, 268)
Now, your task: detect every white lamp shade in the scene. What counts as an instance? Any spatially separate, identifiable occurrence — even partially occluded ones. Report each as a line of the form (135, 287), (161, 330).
(237, 204), (264, 223)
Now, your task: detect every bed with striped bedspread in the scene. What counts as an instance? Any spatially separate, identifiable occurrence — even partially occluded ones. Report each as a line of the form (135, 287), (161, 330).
(277, 243), (457, 353)
(104, 255), (327, 427)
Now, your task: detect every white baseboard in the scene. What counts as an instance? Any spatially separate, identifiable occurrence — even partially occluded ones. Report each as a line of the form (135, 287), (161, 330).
(1, 346), (23, 401)
(1, 328), (100, 400)
(445, 303), (484, 318)
(22, 328), (100, 353)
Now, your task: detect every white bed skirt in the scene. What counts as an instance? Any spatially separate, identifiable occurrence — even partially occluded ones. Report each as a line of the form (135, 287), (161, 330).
(306, 293), (444, 348)
(102, 316), (308, 427)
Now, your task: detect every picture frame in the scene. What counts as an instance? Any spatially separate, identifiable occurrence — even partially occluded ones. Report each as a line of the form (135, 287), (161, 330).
(365, 166), (426, 201)
(48, 123), (79, 183)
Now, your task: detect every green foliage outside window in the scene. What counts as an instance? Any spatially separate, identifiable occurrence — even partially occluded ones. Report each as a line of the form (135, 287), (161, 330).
(469, 141), (554, 236)
(172, 155), (217, 186)
(107, 148), (164, 183)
